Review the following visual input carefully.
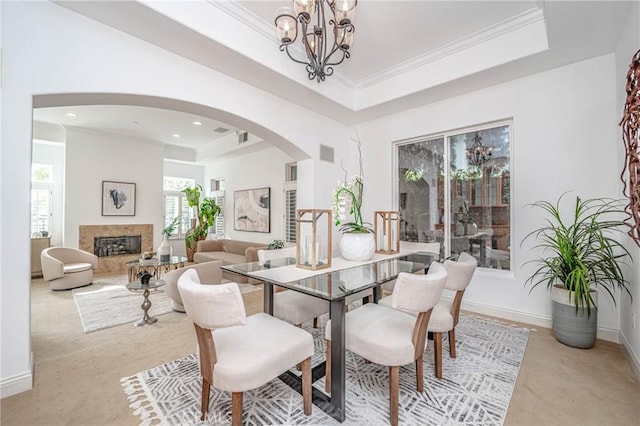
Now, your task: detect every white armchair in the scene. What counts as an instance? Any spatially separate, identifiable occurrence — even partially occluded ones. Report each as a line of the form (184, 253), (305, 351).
(40, 247), (98, 290)
(178, 269), (314, 424)
(164, 261), (224, 312)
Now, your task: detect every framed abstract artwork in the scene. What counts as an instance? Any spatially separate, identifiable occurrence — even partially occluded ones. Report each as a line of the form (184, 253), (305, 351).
(102, 181), (136, 216)
(234, 187), (270, 233)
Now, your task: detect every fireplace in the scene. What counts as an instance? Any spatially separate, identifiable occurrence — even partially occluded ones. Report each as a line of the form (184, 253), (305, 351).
(79, 224), (153, 274)
(94, 235), (141, 257)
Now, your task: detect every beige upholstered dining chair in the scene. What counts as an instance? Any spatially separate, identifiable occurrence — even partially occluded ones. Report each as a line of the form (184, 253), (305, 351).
(258, 247), (330, 327)
(427, 251), (477, 378)
(40, 247), (98, 290)
(178, 269), (314, 425)
(380, 251), (477, 378)
(381, 241), (440, 292)
(324, 263), (447, 426)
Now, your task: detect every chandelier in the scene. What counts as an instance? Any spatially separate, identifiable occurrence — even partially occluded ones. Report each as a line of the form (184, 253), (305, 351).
(275, 0), (357, 82)
(465, 133), (493, 168)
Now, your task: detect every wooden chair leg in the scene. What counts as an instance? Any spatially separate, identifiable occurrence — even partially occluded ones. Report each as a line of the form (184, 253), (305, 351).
(325, 340), (331, 393)
(415, 356), (423, 392)
(389, 366), (399, 426)
(313, 317), (318, 328)
(448, 328), (456, 358)
(295, 324), (303, 371)
(201, 377), (211, 421)
(231, 392), (243, 426)
(301, 357), (312, 415)
(434, 332), (443, 379)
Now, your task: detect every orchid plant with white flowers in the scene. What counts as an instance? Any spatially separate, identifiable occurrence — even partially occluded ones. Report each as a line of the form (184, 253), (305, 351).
(331, 133), (374, 234)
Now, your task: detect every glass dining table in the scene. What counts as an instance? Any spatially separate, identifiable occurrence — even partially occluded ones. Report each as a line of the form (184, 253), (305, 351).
(222, 251), (436, 422)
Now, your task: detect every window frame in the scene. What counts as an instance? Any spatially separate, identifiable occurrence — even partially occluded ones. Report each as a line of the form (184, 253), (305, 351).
(392, 119), (513, 271)
(163, 176), (197, 240)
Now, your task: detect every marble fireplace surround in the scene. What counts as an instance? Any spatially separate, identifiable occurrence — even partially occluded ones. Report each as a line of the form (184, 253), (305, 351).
(79, 224), (153, 275)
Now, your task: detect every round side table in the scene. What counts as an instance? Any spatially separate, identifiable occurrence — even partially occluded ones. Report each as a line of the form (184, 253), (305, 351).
(126, 279), (166, 326)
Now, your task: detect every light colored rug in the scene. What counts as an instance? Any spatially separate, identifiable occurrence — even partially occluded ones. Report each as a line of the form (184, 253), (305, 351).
(73, 276), (260, 333)
(121, 315), (530, 425)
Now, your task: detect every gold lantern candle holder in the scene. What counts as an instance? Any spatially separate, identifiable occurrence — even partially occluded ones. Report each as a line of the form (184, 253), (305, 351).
(296, 209), (332, 271)
(374, 211), (400, 254)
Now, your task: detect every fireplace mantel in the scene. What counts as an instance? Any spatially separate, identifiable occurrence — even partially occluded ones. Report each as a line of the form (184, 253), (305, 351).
(79, 224), (153, 275)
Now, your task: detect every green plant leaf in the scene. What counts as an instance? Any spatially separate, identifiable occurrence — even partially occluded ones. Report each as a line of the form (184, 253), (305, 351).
(522, 192), (632, 313)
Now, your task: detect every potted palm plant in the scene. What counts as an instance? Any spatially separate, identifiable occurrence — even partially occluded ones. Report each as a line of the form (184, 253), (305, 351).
(182, 185), (221, 262)
(522, 193), (632, 348)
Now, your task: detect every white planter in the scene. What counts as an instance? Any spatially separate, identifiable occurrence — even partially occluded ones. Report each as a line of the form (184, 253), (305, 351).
(339, 233), (375, 261)
(157, 234), (172, 262)
(550, 285), (598, 349)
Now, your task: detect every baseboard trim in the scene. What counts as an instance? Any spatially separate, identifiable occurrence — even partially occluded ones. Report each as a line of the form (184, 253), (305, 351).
(0, 352), (33, 399)
(459, 299), (620, 343)
(460, 299), (551, 329)
(620, 331), (640, 380)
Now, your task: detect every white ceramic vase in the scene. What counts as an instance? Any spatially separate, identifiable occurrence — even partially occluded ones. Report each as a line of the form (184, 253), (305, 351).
(339, 232), (375, 261)
(157, 234), (172, 262)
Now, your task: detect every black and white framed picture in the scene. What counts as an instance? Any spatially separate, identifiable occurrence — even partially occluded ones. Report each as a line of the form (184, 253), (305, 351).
(234, 187), (270, 233)
(102, 181), (136, 216)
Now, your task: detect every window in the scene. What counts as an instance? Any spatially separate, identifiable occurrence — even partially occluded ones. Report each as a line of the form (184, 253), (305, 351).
(285, 162), (297, 182)
(395, 121), (511, 270)
(210, 178), (225, 192)
(31, 164), (53, 236)
(284, 163), (297, 243)
(163, 177), (196, 238)
(210, 190), (225, 238)
(284, 183), (297, 243)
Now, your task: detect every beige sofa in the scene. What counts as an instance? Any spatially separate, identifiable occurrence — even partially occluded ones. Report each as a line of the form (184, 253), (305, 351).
(194, 239), (266, 283)
(164, 261), (223, 312)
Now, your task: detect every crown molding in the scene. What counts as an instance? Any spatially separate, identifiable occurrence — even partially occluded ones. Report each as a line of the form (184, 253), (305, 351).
(354, 7), (546, 89)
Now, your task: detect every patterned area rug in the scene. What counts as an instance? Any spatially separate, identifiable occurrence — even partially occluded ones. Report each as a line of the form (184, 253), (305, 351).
(73, 276), (260, 333)
(121, 315), (529, 425)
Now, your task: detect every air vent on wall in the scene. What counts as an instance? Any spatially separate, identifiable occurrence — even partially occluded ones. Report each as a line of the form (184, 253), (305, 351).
(214, 127), (229, 133)
(320, 144), (334, 163)
(238, 131), (249, 144)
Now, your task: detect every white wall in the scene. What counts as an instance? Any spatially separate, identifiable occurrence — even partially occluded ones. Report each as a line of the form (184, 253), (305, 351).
(31, 141), (65, 247)
(205, 146), (295, 244)
(65, 128), (164, 249)
(0, 0), (347, 397)
(615, 1), (640, 377)
(355, 54), (623, 337)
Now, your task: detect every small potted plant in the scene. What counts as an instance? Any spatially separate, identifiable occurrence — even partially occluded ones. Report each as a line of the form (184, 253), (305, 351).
(522, 193), (632, 348)
(158, 217), (179, 262)
(267, 240), (285, 250)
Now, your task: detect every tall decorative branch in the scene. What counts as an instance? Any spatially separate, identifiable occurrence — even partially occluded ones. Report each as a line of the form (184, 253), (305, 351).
(620, 48), (640, 246)
(331, 131), (372, 233)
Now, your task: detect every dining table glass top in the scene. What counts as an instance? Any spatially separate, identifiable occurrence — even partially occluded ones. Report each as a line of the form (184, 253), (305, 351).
(222, 252), (436, 301)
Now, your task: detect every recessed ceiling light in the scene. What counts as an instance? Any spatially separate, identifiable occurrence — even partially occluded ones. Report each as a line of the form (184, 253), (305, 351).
(172, 133), (180, 138)
(214, 127), (229, 133)
(66, 112), (77, 117)
(132, 120), (139, 125)
(192, 120), (203, 126)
